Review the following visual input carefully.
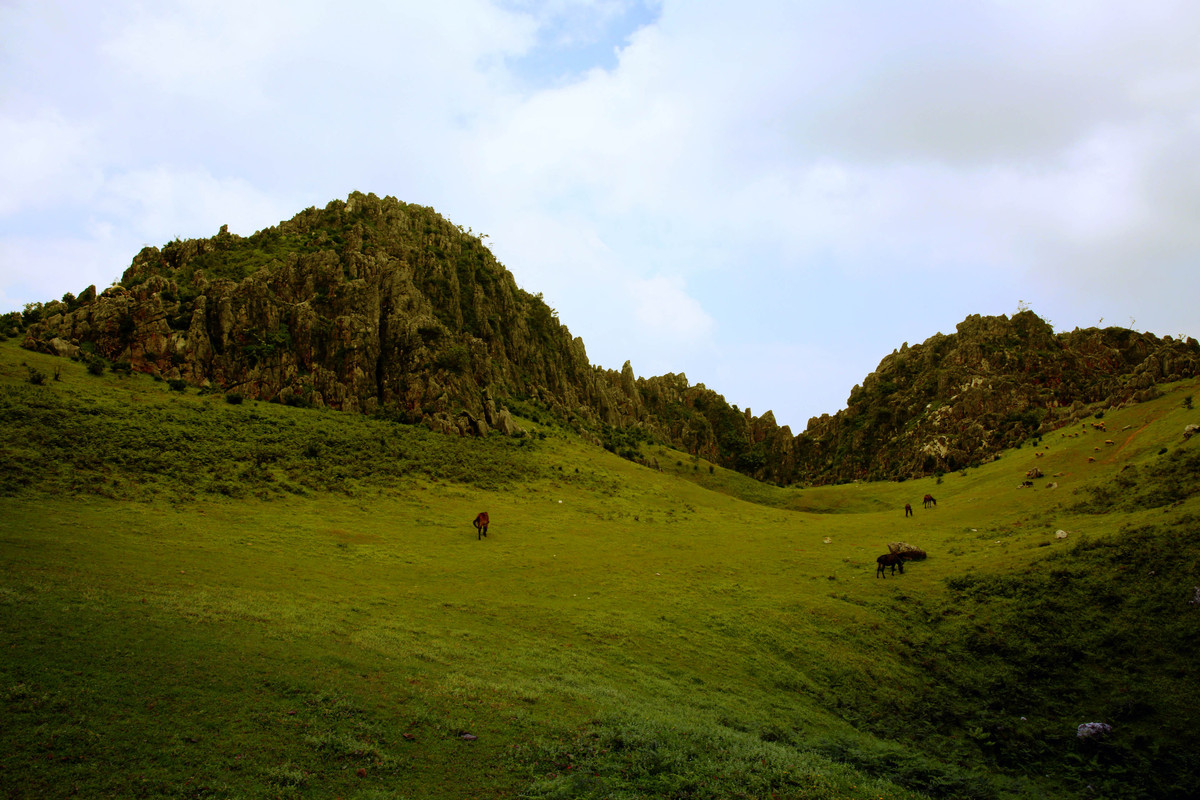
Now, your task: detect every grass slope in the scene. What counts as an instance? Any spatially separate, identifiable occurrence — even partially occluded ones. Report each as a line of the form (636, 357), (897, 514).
(2, 339), (1198, 799)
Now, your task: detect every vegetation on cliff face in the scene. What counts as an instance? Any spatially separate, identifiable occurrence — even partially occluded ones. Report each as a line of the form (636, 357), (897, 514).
(16, 192), (1200, 485)
(792, 311), (1200, 484)
(14, 192), (781, 476)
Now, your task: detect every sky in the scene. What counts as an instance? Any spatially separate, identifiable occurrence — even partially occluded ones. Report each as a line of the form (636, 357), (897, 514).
(2, 0), (1199, 431)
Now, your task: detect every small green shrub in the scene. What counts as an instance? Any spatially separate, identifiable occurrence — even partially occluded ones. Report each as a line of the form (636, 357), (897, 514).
(167, 379), (188, 392)
(284, 392), (314, 408)
(26, 366), (47, 385)
(85, 357), (107, 376)
(434, 343), (470, 373)
(225, 393), (244, 405)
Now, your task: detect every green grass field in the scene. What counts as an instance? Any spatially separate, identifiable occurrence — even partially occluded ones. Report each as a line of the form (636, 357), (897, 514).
(2, 339), (1198, 799)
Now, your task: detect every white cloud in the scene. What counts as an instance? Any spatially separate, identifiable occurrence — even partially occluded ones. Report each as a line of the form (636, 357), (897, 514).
(99, 167), (292, 242)
(100, 0), (306, 99)
(631, 274), (713, 342)
(0, 113), (101, 215)
(4, 0), (1200, 429)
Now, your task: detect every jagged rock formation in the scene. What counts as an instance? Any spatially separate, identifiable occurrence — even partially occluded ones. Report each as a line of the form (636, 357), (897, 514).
(19, 192), (1200, 485)
(781, 311), (1200, 482)
(19, 193), (753, 458)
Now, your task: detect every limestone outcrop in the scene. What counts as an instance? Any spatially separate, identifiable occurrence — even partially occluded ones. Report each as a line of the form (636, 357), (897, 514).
(20, 193), (1200, 485)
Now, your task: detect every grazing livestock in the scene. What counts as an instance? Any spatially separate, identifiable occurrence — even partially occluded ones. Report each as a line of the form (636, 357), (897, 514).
(876, 553), (905, 578)
(473, 512), (490, 540)
(904, 503), (913, 517)
(923, 494), (937, 509)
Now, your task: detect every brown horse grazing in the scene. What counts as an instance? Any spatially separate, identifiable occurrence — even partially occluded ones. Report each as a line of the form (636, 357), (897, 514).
(473, 512), (489, 540)
(876, 553), (905, 578)
(923, 494), (936, 509)
(904, 503), (913, 517)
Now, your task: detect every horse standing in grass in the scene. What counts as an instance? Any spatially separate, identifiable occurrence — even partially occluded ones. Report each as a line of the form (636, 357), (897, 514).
(923, 494), (937, 509)
(876, 553), (905, 578)
(904, 503), (913, 517)
(473, 512), (489, 540)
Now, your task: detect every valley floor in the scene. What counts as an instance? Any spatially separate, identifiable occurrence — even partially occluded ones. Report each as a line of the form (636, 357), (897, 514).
(2, 341), (1199, 798)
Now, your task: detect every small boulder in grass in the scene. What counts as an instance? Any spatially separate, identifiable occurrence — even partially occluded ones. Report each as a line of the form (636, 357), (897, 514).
(1077, 722), (1112, 740)
(888, 542), (926, 560)
(460, 733), (477, 741)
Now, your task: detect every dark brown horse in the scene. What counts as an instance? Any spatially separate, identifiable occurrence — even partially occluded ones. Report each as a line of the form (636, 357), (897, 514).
(473, 512), (489, 540)
(904, 503), (913, 517)
(923, 494), (936, 509)
(876, 553), (905, 578)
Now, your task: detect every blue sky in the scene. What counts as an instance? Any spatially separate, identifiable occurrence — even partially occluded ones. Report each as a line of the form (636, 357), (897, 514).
(3, 1), (1199, 430)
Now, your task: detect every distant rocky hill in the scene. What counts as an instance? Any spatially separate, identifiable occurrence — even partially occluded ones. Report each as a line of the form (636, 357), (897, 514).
(17, 192), (1200, 485)
(785, 312), (1199, 483)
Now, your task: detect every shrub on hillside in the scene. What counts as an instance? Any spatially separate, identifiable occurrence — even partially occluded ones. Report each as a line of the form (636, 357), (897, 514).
(433, 343), (470, 374)
(284, 392), (314, 408)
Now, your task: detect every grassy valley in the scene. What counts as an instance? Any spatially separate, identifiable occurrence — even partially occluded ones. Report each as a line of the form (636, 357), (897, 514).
(2, 338), (1198, 799)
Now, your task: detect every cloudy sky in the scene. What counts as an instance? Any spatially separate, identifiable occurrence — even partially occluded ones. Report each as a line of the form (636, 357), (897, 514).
(3, 1), (1198, 430)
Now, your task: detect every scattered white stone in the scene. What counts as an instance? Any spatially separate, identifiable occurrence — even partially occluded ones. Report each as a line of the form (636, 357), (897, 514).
(1077, 722), (1112, 739)
(1056, 530), (1069, 539)
(823, 537), (832, 544)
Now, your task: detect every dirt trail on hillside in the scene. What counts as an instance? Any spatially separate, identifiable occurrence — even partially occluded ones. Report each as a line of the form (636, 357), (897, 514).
(1106, 417), (1156, 464)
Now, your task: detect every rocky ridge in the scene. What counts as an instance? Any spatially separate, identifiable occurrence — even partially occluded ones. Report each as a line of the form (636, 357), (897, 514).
(784, 311), (1200, 483)
(18, 192), (1200, 484)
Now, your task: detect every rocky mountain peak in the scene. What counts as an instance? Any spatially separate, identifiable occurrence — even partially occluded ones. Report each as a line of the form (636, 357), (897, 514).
(18, 193), (1200, 485)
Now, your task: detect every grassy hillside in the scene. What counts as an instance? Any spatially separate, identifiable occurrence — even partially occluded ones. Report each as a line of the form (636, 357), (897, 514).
(2, 339), (1198, 799)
